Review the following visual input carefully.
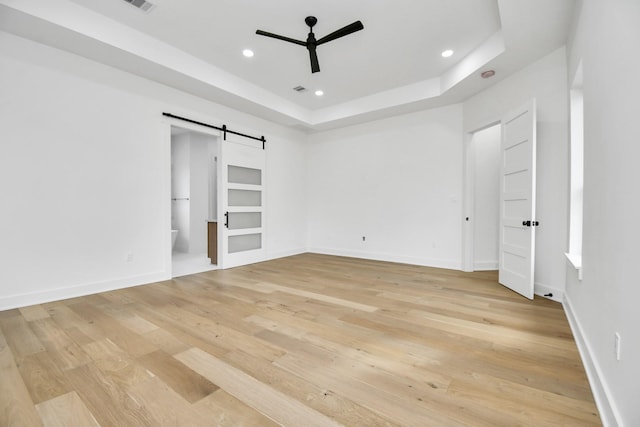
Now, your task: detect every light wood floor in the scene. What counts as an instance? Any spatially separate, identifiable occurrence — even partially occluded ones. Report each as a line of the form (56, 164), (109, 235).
(1, 253), (600, 426)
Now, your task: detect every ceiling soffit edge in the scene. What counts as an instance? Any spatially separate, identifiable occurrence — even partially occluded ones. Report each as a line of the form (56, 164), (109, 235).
(0, 0), (509, 129)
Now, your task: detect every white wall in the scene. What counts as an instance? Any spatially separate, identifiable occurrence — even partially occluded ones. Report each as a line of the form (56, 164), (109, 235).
(472, 125), (500, 270)
(464, 47), (570, 299)
(265, 134), (309, 259)
(306, 48), (570, 291)
(0, 31), (308, 309)
(564, 1), (640, 425)
(307, 105), (464, 269)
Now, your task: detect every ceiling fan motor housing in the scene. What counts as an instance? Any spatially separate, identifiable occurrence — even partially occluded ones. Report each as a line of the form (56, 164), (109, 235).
(305, 16), (318, 28)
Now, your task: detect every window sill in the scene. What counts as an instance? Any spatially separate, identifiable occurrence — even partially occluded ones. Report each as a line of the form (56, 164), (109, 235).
(565, 252), (582, 280)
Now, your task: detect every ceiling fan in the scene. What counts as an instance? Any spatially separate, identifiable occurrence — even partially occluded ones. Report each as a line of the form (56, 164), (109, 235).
(256, 16), (364, 73)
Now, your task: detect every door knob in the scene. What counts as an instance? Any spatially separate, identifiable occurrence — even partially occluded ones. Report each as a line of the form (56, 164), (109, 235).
(522, 220), (531, 227)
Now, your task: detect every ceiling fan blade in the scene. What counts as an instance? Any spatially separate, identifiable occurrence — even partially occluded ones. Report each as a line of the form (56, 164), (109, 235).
(316, 21), (364, 45)
(256, 30), (306, 46)
(309, 46), (320, 73)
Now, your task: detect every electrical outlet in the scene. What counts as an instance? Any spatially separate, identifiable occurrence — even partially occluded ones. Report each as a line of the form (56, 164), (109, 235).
(614, 332), (621, 361)
(126, 252), (134, 263)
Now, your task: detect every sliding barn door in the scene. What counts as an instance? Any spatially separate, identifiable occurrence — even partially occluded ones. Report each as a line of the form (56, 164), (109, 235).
(498, 100), (537, 299)
(219, 135), (266, 269)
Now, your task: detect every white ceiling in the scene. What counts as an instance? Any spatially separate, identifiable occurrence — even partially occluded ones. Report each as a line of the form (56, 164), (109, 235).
(0, 0), (576, 131)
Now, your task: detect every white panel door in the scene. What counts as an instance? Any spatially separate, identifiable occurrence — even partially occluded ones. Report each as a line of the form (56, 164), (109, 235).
(220, 135), (266, 269)
(499, 100), (537, 299)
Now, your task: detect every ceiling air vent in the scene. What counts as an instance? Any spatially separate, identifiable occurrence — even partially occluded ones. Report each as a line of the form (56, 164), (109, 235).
(123, 0), (155, 13)
(293, 86), (307, 93)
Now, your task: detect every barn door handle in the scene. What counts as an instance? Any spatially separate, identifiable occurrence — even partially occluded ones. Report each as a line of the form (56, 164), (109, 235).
(224, 212), (229, 228)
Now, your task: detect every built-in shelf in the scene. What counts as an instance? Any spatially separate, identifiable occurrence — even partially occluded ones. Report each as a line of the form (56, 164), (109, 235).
(565, 252), (582, 281)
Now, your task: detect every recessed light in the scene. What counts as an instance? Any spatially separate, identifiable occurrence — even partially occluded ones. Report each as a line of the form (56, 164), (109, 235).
(315, 90), (324, 96)
(242, 49), (254, 58)
(441, 49), (454, 58)
(481, 70), (496, 79)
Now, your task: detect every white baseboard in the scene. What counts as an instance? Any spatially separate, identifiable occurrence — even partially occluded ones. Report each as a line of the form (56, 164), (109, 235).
(563, 295), (620, 427)
(0, 249), (305, 310)
(265, 247), (307, 262)
(473, 261), (498, 271)
(0, 271), (168, 311)
(307, 247), (461, 270)
(534, 281), (564, 302)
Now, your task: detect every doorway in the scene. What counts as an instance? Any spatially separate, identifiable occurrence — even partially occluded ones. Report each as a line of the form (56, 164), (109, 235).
(170, 125), (219, 277)
(463, 123), (501, 272)
(471, 124), (501, 271)
(463, 100), (538, 299)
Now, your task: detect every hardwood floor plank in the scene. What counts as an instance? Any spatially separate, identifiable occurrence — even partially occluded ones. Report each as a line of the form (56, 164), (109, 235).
(95, 303), (159, 335)
(194, 389), (281, 427)
(18, 305), (50, 322)
(249, 304), (449, 377)
(176, 347), (345, 427)
(274, 352), (476, 427)
(220, 348), (404, 427)
(81, 338), (153, 389)
(69, 303), (157, 357)
(125, 375), (216, 425)
(17, 351), (70, 404)
(404, 307), (577, 353)
(0, 313), (46, 358)
(44, 305), (106, 344)
(252, 320), (452, 392)
(63, 363), (154, 425)
(243, 281), (379, 312)
(340, 310), (592, 400)
(142, 327), (191, 355)
(0, 330), (43, 426)
(0, 254), (600, 426)
(260, 329), (515, 426)
(142, 303), (285, 361)
(0, 309), (21, 320)
(35, 391), (100, 427)
(137, 350), (219, 403)
(128, 303), (231, 359)
(446, 372), (601, 426)
(377, 290), (571, 337)
(119, 282), (197, 308)
(28, 318), (90, 371)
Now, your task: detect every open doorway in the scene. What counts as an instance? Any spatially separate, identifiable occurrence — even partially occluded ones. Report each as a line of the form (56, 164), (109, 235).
(463, 123), (501, 271)
(472, 124), (501, 270)
(463, 100), (538, 299)
(170, 126), (219, 277)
